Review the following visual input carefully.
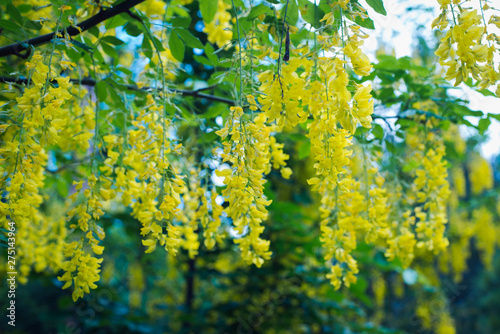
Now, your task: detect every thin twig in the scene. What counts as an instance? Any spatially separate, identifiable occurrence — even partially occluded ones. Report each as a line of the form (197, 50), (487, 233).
(276, 0), (290, 98)
(231, 0), (243, 106)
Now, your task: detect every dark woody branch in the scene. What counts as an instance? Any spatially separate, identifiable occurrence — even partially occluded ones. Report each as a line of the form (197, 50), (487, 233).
(0, 0), (146, 58)
(0, 76), (236, 105)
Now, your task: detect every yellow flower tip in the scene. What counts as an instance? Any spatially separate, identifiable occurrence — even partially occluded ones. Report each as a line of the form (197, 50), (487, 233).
(229, 106), (244, 115)
(307, 177), (320, 185)
(91, 244), (105, 255)
(280, 167), (293, 179)
(215, 168), (232, 177)
(253, 256), (264, 268)
(142, 239), (157, 253)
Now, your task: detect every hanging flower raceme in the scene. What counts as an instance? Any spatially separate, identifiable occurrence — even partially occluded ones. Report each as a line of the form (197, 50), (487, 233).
(468, 153), (494, 195)
(176, 168), (225, 258)
(306, 72), (358, 288)
(58, 242), (104, 302)
(432, 0), (500, 94)
(60, 93), (106, 301)
(0, 53), (74, 283)
(344, 25), (373, 77)
(473, 207), (496, 270)
(114, 94), (185, 255)
(257, 59), (310, 130)
(216, 105), (273, 267)
(413, 143), (451, 254)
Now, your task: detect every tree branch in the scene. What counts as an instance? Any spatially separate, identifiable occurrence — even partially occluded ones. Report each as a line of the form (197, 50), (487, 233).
(0, 76), (236, 105)
(0, 0), (146, 58)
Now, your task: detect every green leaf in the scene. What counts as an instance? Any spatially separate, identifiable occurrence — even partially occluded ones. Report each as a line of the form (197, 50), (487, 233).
(151, 36), (165, 52)
(488, 113), (500, 121)
(0, 233), (8, 242)
(101, 36), (124, 46)
(193, 55), (213, 66)
(106, 79), (127, 111)
(298, 0), (326, 28)
(95, 81), (108, 102)
(172, 16), (192, 28)
(204, 43), (218, 64)
(403, 159), (421, 172)
(142, 35), (153, 59)
(0, 19), (20, 32)
(65, 47), (82, 63)
(298, 140), (311, 160)
(124, 22), (142, 37)
(116, 66), (132, 75)
(6, 3), (24, 25)
(248, 3), (269, 19)
(101, 42), (118, 59)
(16, 4), (31, 13)
(385, 139), (395, 153)
(169, 32), (185, 62)
(105, 14), (127, 29)
(56, 177), (68, 197)
(199, 131), (219, 143)
(283, 0), (299, 26)
(88, 26), (100, 38)
(371, 123), (384, 140)
(201, 104), (225, 119)
(478, 117), (491, 135)
(24, 19), (42, 31)
(365, 0), (387, 15)
(453, 104), (483, 117)
(175, 28), (204, 49)
(353, 15), (375, 29)
(200, 0), (218, 23)
(70, 40), (94, 51)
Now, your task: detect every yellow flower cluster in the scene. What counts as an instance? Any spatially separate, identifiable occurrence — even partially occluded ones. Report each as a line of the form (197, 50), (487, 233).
(249, 5), (376, 288)
(473, 207), (496, 269)
(257, 60), (309, 130)
(216, 105), (274, 267)
(0, 53), (75, 282)
(110, 94), (185, 255)
(468, 153), (494, 194)
(66, 175), (106, 253)
(138, 0), (166, 19)
(413, 144), (451, 254)
(128, 261), (145, 308)
(58, 242), (103, 302)
(344, 25), (373, 77)
(203, 0), (233, 47)
(437, 125), (497, 284)
(416, 294), (456, 334)
(371, 271), (386, 324)
(433, 0), (500, 94)
(446, 212), (473, 282)
(305, 58), (373, 288)
(315, 139), (358, 290)
(58, 96), (106, 301)
(177, 170), (225, 258)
